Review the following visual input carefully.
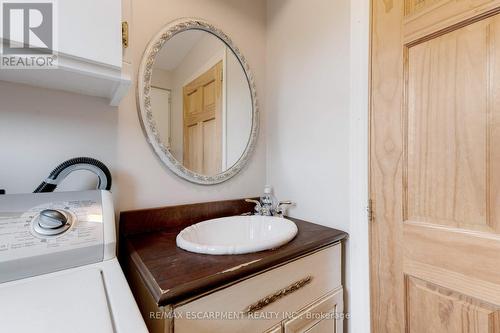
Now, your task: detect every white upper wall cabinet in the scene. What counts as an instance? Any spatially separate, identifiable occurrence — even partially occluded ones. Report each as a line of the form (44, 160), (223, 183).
(0, 0), (129, 106)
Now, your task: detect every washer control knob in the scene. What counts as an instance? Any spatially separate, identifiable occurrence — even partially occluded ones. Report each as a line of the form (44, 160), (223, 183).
(38, 209), (68, 229)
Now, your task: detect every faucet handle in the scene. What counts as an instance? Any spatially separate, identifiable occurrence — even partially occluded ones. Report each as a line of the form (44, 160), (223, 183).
(245, 199), (262, 215)
(275, 201), (294, 217)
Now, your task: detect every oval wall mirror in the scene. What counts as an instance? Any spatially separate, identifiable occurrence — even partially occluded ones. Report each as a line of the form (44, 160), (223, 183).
(137, 19), (258, 185)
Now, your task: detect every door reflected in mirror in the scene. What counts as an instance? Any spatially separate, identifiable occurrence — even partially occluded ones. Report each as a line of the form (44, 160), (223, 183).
(150, 30), (253, 176)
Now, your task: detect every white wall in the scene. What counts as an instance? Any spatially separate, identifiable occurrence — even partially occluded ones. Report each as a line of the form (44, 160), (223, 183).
(0, 0), (268, 213)
(266, 0), (370, 332)
(151, 67), (174, 89)
(266, 0), (350, 226)
(0, 82), (117, 194)
(266, 0), (350, 230)
(226, 50), (253, 168)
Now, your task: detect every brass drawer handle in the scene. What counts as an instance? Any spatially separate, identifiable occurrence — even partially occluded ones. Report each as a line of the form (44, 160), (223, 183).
(244, 276), (313, 314)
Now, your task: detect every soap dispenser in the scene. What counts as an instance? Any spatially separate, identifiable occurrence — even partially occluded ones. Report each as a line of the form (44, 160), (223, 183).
(260, 185), (277, 216)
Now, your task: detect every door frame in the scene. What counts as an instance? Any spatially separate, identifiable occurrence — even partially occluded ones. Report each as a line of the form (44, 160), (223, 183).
(349, 0), (372, 332)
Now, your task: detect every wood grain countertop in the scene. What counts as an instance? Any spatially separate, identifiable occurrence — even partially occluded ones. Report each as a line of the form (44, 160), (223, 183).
(119, 198), (348, 307)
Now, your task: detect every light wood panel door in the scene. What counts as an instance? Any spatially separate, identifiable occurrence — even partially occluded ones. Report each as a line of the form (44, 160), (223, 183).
(183, 61), (222, 175)
(371, 1), (500, 332)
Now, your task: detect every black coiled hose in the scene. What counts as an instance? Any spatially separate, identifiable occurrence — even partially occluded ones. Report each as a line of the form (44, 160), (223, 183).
(33, 157), (112, 193)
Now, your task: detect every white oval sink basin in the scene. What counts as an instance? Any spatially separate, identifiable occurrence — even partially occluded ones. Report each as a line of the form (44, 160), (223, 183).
(176, 216), (298, 255)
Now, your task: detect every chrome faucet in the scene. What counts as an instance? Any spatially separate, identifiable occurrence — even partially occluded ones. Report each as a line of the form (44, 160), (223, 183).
(244, 198), (294, 217)
(245, 199), (263, 215)
(275, 201), (293, 217)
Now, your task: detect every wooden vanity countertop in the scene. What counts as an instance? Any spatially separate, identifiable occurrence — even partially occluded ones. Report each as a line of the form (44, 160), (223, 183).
(119, 198), (348, 307)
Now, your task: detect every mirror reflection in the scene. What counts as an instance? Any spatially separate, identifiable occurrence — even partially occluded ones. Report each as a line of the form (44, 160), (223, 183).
(150, 30), (253, 176)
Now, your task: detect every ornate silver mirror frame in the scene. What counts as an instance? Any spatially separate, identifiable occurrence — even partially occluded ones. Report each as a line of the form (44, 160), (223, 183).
(137, 18), (259, 185)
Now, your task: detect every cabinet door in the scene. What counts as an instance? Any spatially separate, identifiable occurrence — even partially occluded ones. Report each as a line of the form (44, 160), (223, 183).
(59, 0), (122, 67)
(283, 288), (343, 333)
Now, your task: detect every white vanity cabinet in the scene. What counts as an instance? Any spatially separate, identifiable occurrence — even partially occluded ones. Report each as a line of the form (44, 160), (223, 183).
(0, 0), (129, 106)
(120, 203), (347, 333)
(172, 244), (344, 333)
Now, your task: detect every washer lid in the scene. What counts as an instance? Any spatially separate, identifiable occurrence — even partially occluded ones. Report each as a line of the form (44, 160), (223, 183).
(0, 268), (114, 333)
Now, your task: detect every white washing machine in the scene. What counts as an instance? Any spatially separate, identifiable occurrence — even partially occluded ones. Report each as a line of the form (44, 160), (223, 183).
(0, 190), (148, 333)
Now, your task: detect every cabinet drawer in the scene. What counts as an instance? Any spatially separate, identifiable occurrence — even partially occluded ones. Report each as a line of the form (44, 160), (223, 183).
(264, 324), (282, 333)
(283, 288), (343, 333)
(174, 244), (342, 333)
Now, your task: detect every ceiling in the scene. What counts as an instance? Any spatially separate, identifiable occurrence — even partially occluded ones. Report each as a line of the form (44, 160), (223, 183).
(154, 31), (205, 71)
